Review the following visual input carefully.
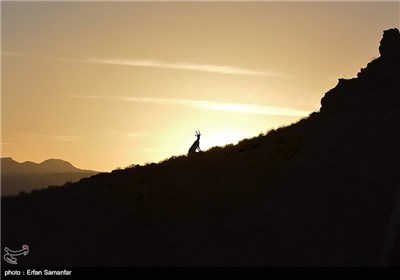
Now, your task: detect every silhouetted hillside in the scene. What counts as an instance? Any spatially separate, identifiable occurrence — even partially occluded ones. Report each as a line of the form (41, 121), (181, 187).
(2, 29), (399, 266)
(1, 158), (99, 196)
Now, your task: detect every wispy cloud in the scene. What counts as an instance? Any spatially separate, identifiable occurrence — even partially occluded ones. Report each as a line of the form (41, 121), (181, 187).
(0, 142), (15, 146)
(108, 130), (148, 139)
(69, 95), (310, 117)
(1, 51), (23, 56)
(127, 133), (148, 138)
(85, 57), (287, 77)
(16, 133), (79, 142)
(1, 51), (35, 59)
(54, 135), (80, 142)
(2, 50), (287, 77)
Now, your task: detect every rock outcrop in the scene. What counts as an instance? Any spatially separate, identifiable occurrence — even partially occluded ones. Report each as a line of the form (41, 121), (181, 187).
(379, 28), (400, 59)
(320, 28), (400, 115)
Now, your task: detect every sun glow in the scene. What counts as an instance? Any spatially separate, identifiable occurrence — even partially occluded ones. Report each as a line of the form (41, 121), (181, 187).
(202, 129), (248, 151)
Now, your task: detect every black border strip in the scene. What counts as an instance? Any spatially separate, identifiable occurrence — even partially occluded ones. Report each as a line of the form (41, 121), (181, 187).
(1, 267), (400, 279)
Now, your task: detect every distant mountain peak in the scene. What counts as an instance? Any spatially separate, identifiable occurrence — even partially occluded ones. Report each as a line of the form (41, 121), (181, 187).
(39, 158), (77, 171)
(41, 158), (75, 166)
(1, 157), (93, 174)
(41, 158), (68, 163)
(1, 157), (100, 196)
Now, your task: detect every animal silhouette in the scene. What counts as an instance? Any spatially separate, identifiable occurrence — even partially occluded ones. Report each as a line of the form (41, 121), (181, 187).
(188, 131), (201, 154)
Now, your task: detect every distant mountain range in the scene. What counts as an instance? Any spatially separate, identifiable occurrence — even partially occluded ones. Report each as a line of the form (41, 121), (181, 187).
(2, 28), (399, 266)
(1, 157), (99, 196)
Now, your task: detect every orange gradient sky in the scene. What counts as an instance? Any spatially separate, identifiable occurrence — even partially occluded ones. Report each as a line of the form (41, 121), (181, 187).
(1, 1), (399, 171)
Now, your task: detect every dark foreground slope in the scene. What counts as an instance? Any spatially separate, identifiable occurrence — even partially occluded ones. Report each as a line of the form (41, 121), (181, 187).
(2, 29), (399, 266)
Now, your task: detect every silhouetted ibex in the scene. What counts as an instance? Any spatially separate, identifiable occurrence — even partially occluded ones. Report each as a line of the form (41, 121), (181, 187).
(188, 131), (201, 154)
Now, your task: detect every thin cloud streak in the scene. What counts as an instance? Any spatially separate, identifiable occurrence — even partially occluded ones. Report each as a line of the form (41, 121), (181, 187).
(1, 51), (35, 59)
(15, 133), (80, 142)
(108, 130), (148, 139)
(2, 50), (287, 77)
(69, 95), (310, 117)
(85, 57), (287, 78)
(1, 51), (24, 56)
(127, 133), (148, 138)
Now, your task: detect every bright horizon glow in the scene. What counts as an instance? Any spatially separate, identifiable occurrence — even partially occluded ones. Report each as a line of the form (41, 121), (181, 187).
(1, 1), (399, 171)
(201, 129), (248, 151)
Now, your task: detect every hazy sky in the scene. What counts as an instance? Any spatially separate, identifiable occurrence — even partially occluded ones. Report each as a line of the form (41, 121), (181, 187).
(1, 1), (399, 171)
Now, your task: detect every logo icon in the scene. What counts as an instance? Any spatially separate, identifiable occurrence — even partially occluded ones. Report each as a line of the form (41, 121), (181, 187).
(3, 245), (29, 265)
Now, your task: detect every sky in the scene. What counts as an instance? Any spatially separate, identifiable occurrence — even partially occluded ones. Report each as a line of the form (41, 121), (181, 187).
(1, 1), (399, 172)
